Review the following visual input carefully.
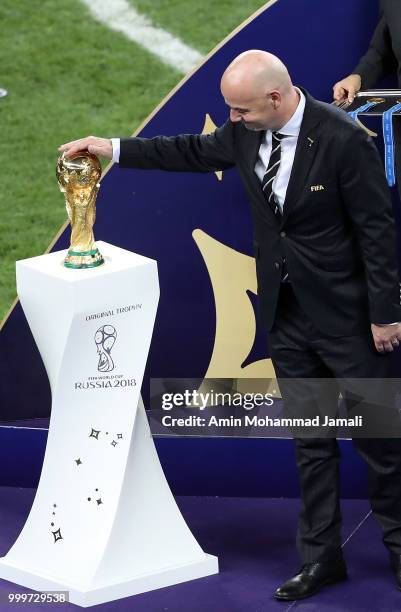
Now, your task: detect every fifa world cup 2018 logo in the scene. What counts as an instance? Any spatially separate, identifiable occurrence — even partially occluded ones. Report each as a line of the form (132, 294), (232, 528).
(95, 325), (117, 372)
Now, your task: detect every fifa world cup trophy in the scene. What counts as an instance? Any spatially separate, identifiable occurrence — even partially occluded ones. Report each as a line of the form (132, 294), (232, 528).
(56, 152), (104, 269)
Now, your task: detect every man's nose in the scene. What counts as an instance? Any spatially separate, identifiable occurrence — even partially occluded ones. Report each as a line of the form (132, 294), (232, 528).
(230, 109), (242, 122)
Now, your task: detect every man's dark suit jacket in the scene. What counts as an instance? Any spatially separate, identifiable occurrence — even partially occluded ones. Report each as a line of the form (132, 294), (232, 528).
(119, 89), (401, 336)
(353, 0), (401, 88)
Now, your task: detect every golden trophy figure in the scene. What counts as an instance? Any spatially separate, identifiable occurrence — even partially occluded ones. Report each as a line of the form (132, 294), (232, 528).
(56, 152), (104, 269)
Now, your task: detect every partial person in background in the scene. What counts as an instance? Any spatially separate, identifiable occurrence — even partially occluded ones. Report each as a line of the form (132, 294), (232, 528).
(333, 0), (401, 197)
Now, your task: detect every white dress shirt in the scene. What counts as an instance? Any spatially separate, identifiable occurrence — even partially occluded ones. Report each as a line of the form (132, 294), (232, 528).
(111, 138), (121, 163)
(254, 87), (305, 213)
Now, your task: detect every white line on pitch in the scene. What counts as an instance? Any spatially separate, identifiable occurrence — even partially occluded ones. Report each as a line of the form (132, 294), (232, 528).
(80, 0), (203, 74)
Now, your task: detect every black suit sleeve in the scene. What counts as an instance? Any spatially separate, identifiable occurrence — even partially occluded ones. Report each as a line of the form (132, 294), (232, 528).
(338, 124), (401, 324)
(353, 13), (397, 88)
(118, 119), (236, 172)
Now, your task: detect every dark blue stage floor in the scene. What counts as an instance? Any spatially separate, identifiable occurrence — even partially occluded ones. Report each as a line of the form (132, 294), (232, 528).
(0, 489), (399, 611)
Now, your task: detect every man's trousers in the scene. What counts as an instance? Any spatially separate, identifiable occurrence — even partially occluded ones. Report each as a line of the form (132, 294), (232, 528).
(268, 283), (401, 563)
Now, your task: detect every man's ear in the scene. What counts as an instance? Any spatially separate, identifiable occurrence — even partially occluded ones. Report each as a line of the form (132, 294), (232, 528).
(270, 91), (280, 109)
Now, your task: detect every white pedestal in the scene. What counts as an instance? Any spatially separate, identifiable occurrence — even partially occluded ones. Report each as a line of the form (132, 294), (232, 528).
(0, 241), (218, 607)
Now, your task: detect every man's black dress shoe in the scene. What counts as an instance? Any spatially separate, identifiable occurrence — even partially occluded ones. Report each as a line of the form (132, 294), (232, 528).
(274, 558), (348, 601)
(390, 553), (401, 590)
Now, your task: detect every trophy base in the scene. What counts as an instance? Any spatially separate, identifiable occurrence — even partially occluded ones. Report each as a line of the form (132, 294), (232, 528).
(64, 247), (104, 269)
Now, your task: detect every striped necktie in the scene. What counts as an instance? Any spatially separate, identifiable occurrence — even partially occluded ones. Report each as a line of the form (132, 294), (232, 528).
(262, 131), (290, 282)
(261, 131), (287, 217)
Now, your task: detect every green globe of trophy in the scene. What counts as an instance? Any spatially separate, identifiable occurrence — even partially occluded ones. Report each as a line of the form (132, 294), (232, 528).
(56, 152), (104, 269)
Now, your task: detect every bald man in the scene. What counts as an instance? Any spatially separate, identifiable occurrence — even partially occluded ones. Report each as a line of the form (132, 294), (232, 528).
(60, 51), (401, 601)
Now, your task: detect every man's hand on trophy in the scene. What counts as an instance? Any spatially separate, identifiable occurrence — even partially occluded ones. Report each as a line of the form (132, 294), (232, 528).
(371, 323), (401, 353)
(333, 74), (362, 104)
(58, 136), (113, 159)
